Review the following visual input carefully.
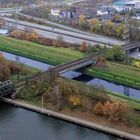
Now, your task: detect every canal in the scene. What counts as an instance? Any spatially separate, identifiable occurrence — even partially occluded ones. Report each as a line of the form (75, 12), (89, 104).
(0, 102), (124, 140)
(2, 51), (140, 100)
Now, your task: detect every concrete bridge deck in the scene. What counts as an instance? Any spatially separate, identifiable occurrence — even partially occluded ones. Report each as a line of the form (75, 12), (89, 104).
(123, 42), (140, 51)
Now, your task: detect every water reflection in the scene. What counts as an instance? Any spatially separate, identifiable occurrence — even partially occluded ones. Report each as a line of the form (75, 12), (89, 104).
(130, 52), (140, 60)
(3, 52), (52, 71)
(87, 78), (140, 99)
(124, 87), (130, 96)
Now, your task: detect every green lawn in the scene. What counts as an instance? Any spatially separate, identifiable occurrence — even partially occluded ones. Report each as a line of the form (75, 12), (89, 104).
(0, 35), (83, 65)
(86, 62), (140, 89)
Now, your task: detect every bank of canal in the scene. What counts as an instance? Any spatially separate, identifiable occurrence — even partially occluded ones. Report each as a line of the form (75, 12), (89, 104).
(0, 101), (124, 140)
(2, 51), (140, 101)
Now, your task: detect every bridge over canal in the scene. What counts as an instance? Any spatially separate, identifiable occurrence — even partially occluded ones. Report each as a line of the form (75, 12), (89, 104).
(17, 51), (104, 86)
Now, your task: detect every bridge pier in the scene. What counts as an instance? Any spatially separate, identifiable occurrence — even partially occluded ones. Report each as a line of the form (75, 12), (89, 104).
(136, 47), (140, 52)
(124, 87), (130, 96)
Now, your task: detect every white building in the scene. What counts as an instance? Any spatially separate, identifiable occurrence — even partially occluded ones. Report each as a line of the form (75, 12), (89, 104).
(51, 8), (60, 16)
(97, 10), (108, 16)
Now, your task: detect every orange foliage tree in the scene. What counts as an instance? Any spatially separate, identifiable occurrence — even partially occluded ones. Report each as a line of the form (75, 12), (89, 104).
(80, 41), (88, 52)
(94, 101), (128, 121)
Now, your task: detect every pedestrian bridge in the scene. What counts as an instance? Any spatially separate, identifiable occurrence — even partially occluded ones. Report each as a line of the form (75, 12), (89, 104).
(48, 53), (100, 74)
(15, 51), (105, 88)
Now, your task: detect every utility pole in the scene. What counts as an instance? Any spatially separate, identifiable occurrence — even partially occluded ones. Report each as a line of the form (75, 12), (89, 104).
(54, 85), (62, 110)
(42, 94), (44, 109)
(13, 6), (18, 30)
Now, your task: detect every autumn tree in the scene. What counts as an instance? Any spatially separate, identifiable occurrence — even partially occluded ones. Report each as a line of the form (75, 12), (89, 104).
(0, 64), (11, 81)
(89, 18), (100, 32)
(115, 24), (126, 38)
(80, 41), (88, 52)
(94, 101), (128, 121)
(10, 29), (39, 41)
(78, 15), (89, 30)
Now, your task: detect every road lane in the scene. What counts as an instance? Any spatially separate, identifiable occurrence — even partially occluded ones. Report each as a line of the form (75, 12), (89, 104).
(4, 17), (127, 46)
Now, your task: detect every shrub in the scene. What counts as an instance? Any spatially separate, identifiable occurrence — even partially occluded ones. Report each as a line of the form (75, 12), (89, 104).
(94, 101), (128, 121)
(96, 57), (108, 68)
(69, 95), (81, 107)
(0, 63), (11, 81)
(8, 62), (22, 74)
(105, 46), (125, 61)
(123, 112), (140, 127)
(103, 101), (128, 121)
(93, 102), (104, 115)
(80, 41), (88, 52)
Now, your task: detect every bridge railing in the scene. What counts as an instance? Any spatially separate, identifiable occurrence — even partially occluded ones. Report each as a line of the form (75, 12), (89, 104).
(122, 42), (140, 51)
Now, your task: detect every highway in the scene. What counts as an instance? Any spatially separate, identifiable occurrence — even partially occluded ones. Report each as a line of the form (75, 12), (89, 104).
(4, 17), (127, 46)
(18, 13), (122, 39)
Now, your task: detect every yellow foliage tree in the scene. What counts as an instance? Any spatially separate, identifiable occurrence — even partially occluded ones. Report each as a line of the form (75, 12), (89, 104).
(69, 95), (81, 106)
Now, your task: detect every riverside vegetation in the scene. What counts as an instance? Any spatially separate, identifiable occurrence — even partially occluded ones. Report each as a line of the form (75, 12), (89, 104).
(0, 53), (38, 82)
(18, 75), (140, 136)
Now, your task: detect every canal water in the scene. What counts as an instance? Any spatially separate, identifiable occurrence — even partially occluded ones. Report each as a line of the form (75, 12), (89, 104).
(2, 51), (140, 100)
(130, 52), (140, 60)
(0, 102), (124, 140)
